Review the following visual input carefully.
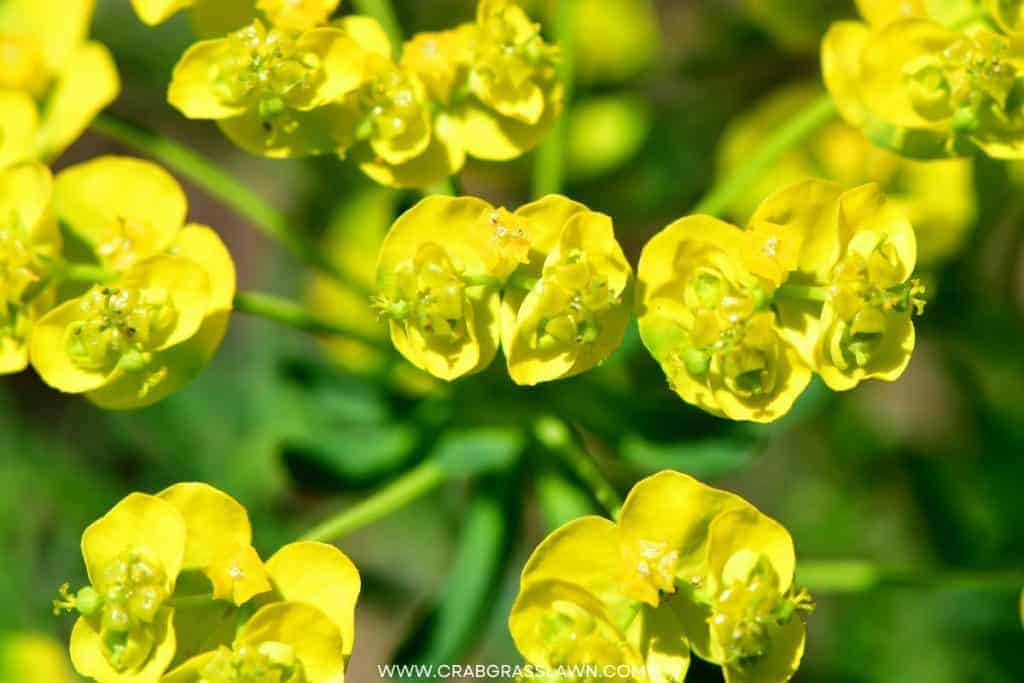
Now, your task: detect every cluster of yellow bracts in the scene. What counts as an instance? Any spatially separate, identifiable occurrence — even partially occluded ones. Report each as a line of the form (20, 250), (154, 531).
(377, 181), (926, 423)
(146, 0), (562, 188)
(56, 472), (810, 683)
(54, 483), (359, 682)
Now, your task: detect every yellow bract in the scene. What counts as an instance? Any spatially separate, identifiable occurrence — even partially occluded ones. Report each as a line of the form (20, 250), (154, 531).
(511, 471), (812, 683)
(20, 156), (236, 410)
(374, 195), (632, 384)
(0, 0), (120, 166)
(0, 163), (61, 375)
(637, 179), (925, 422)
(717, 83), (975, 267)
(56, 484), (361, 683)
(158, 0), (563, 186)
(823, 2), (1024, 159)
(0, 632), (77, 682)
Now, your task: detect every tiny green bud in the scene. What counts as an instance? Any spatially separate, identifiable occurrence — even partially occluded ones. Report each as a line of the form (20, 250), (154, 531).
(76, 586), (102, 616)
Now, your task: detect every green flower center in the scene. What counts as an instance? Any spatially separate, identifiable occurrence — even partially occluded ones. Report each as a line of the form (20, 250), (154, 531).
(0, 225), (45, 306)
(709, 553), (813, 668)
(828, 242), (925, 369)
(213, 21), (324, 121)
(65, 286), (179, 372)
(473, 4), (558, 93)
(536, 600), (633, 683)
(374, 242), (468, 343)
(532, 249), (620, 352)
(357, 68), (425, 143)
(903, 33), (1022, 128)
(670, 268), (777, 396)
(199, 643), (307, 683)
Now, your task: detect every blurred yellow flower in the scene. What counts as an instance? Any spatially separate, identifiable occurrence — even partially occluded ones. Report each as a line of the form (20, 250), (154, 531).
(374, 195), (631, 384)
(0, 0), (120, 166)
(28, 156), (236, 410)
(511, 470), (813, 683)
(638, 179), (925, 422)
(718, 83), (975, 267)
(823, 9), (1024, 159)
(0, 632), (76, 682)
(168, 19), (367, 158)
(0, 163), (62, 375)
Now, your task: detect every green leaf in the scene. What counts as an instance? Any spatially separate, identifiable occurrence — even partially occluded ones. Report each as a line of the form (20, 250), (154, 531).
(433, 428), (525, 478)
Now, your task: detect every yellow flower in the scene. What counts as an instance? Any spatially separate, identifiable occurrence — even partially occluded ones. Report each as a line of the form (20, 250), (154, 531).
(454, 0), (564, 162)
(0, 162), (62, 375)
(162, 541), (360, 682)
(636, 214), (812, 423)
(31, 156), (237, 410)
(60, 493), (187, 682)
(168, 18), (367, 158)
(258, 0), (340, 32)
(375, 195), (631, 384)
(511, 471), (813, 683)
(0, 0), (120, 165)
(500, 195), (633, 386)
(131, 0), (336, 35)
(717, 83), (975, 267)
(823, 13), (1024, 159)
(0, 632), (76, 682)
(374, 196), (503, 381)
(813, 184), (923, 391)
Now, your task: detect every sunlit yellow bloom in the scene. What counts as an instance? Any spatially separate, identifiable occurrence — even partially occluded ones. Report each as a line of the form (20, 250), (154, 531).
(375, 195), (631, 383)
(168, 19), (367, 158)
(374, 196), (503, 381)
(636, 214), (812, 423)
(0, 632), (76, 682)
(258, 0), (340, 32)
(0, 163), (61, 375)
(33, 156), (237, 410)
(823, 14), (1024, 159)
(0, 0), (120, 165)
(454, 0), (564, 161)
(718, 84), (975, 267)
(500, 195), (633, 386)
(132, 0), (337, 35)
(512, 471), (813, 683)
(58, 493), (187, 682)
(812, 184), (923, 391)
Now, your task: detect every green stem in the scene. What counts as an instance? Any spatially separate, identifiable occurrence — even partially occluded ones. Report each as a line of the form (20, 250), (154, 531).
(301, 461), (445, 542)
(90, 113), (368, 295)
(799, 560), (1024, 594)
(233, 290), (391, 352)
(693, 94), (838, 217)
(533, 416), (622, 520)
(351, 0), (403, 56)
(531, 0), (580, 199)
(60, 263), (117, 284)
(775, 284), (829, 304)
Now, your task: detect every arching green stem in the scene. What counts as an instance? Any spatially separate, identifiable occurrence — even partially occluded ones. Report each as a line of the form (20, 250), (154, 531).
(534, 416), (623, 520)
(233, 291), (391, 352)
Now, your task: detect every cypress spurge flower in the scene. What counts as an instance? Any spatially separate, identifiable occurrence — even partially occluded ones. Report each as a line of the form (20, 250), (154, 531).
(168, 17), (367, 157)
(374, 195), (631, 384)
(638, 179), (925, 421)
(0, 0), (119, 166)
(0, 163), (62, 375)
(29, 156), (236, 410)
(511, 471), (813, 683)
(823, 1), (1024, 159)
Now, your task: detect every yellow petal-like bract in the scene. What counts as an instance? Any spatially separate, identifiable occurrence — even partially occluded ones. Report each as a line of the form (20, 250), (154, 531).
(374, 194), (632, 383)
(511, 471), (812, 683)
(637, 179), (925, 422)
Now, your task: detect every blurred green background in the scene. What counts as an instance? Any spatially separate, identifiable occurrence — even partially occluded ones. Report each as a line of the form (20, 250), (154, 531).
(2, 0), (1023, 681)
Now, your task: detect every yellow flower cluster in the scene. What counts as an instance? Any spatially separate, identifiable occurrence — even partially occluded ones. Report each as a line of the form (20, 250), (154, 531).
(1, 157), (235, 410)
(824, 0), (1024, 159)
(372, 194), (633, 384)
(637, 179), (925, 422)
(154, 0), (562, 188)
(55, 483), (361, 683)
(0, 0), (120, 167)
(511, 471), (813, 683)
(717, 83), (976, 267)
